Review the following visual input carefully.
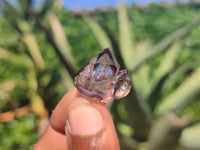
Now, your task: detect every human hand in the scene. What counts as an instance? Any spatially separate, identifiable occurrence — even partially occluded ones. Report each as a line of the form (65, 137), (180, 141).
(34, 88), (120, 150)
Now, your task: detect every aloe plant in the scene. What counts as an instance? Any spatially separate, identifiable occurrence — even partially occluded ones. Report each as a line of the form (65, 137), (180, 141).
(84, 2), (200, 148)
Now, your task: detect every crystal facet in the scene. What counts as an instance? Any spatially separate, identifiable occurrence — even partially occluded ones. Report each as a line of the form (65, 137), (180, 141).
(74, 48), (132, 104)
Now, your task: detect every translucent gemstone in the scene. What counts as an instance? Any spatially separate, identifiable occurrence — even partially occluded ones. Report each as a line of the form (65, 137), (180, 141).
(74, 48), (132, 104)
(113, 69), (132, 99)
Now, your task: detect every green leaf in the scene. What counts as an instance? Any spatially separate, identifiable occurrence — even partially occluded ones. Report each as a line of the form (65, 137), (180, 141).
(23, 33), (45, 70)
(130, 14), (200, 73)
(48, 13), (77, 70)
(132, 41), (151, 100)
(152, 40), (181, 87)
(157, 67), (200, 114)
(161, 61), (195, 96)
(118, 3), (135, 67)
(84, 16), (112, 50)
(147, 41), (181, 110)
(0, 48), (33, 68)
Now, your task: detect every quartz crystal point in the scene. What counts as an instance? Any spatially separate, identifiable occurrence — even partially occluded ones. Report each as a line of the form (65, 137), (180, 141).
(74, 48), (132, 104)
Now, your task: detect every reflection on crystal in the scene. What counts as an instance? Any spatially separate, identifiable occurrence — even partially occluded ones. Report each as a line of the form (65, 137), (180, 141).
(113, 69), (132, 99)
(74, 48), (132, 104)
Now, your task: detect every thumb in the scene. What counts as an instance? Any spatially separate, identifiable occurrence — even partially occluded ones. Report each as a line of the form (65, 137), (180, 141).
(65, 97), (120, 150)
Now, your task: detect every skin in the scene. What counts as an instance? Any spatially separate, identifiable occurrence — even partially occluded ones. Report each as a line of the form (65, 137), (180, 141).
(34, 88), (120, 150)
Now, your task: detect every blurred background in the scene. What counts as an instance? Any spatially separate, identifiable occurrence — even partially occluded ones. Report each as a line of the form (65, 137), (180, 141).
(0, 0), (200, 149)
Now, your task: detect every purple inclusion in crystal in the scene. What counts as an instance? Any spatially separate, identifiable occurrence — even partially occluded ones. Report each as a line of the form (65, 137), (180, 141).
(74, 48), (132, 104)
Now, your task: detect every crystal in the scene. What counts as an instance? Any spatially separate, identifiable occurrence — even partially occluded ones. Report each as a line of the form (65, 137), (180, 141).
(74, 48), (132, 104)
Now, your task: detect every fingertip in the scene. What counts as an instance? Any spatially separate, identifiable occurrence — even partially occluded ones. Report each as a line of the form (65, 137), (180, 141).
(65, 97), (120, 150)
(67, 104), (104, 136)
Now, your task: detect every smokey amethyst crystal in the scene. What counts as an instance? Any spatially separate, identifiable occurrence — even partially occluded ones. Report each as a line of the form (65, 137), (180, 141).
(74, 48), (132, 104)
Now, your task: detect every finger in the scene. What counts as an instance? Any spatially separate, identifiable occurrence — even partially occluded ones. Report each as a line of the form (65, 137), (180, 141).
(35, 88), (120, 150)
(50, 88), (81, 134)
(34, 88), (79, 150)
(65, 97), (120, 150)
(34, 125), (67, 150)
